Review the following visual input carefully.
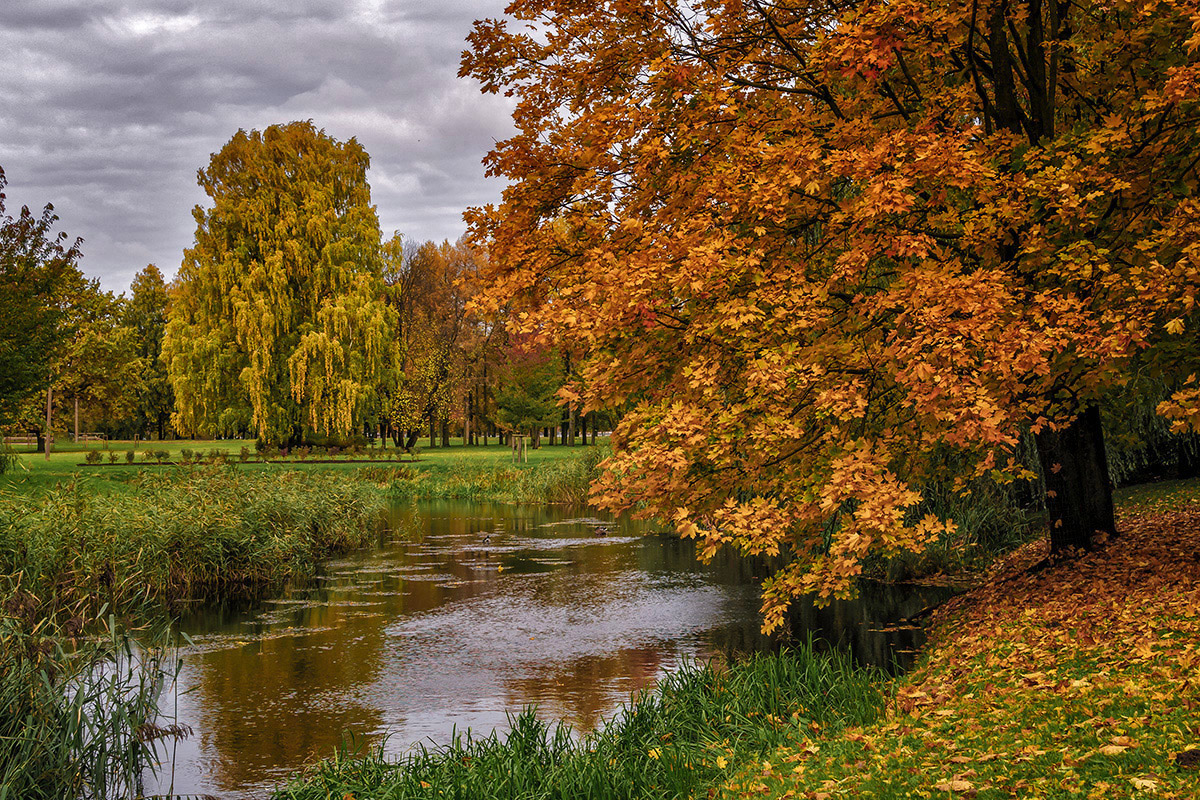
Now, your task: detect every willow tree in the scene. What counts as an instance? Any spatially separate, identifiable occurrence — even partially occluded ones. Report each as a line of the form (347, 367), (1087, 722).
(164, 121), (393, 444)
(463, 0), (1200, 629)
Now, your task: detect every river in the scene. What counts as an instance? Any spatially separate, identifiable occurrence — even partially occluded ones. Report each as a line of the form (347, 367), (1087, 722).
(146, 500), (951, 799)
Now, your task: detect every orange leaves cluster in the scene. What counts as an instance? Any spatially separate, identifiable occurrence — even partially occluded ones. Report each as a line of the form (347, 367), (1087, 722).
(462, 0), (1200, 627)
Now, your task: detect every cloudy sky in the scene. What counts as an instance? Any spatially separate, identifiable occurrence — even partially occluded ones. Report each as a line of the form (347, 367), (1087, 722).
(0, 0), (516, 293)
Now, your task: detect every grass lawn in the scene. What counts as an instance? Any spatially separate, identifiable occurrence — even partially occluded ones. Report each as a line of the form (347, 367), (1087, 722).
(0, 437), (599, 497)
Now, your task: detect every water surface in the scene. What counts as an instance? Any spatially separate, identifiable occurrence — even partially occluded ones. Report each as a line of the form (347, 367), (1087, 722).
(149, 501), (949, 799)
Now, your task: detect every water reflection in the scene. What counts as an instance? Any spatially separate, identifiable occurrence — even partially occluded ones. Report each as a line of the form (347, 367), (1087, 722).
(148, 500), (952, 799)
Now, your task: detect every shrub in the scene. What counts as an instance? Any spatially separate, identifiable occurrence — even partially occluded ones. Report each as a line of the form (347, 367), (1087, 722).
(180, 448), (194, 464)
(295, 446), (310, 461)
(84, 451), (102, 465)
(142, 450), (155, 462)
(153, 450), (169, 464)
(125, 451), (135, 464)
(107, 451), (118, 464)
(207, 449), (225, 463)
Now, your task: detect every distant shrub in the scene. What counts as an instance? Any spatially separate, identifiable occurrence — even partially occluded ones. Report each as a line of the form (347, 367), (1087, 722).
(108, 451), (119, 464)
(142, 451), (155, 462)
(180, 448), (194, 464)
(207, 449), (225, 463)
(125, 451), (135, 464)
(295, 446), (310, 461)
(238, 446), (250, 463)
(84, 451), (103, 465)
(153, 450), (169, 464)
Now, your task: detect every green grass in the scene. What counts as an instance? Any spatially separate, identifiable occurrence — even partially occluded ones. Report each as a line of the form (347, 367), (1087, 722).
(0, 438), (601, 500)
(0, 466), (388, 613)
(274, 643), (884, 800)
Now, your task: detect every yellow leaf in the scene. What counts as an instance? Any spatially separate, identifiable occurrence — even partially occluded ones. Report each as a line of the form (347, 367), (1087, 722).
(1130, 776), (1158, 792)
(933, 779), (974, 793)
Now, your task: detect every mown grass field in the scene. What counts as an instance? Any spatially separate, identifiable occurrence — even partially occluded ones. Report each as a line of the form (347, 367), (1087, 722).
(0, 437), (597, 497)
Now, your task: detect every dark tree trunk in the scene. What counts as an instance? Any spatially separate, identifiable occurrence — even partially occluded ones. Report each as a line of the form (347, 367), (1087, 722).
(441, 419), (450, 447)
(404, 429), (420, 451)
(1035, 404), (1116, 553)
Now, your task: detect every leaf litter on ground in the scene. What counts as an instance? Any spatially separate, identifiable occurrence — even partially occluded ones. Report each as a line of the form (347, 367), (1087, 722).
(724, 486), (1200, 799)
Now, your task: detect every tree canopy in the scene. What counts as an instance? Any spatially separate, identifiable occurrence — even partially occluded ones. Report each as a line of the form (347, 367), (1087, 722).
(463, 0), (1200, 629)
(163, 121), (394, 444)
(0, 166), (86, 426)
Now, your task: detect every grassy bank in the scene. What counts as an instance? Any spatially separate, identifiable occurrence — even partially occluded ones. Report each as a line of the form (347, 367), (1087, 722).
(274, 643), (883, 800)
(721, 482), (1200, 800)
(0, 466), (388, 614)
(377, 444), (607, 505)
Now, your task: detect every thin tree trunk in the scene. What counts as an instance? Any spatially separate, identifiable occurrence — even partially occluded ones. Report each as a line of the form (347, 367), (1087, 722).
(45, 386), (52, 461)
(1036, 404), (1116, 552)
(74, 396), (80, 444)
(568, 402), (576, 446)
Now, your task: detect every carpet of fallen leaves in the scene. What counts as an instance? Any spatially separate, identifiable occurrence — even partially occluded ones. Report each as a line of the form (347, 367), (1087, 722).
(724, 487), (1200, 799)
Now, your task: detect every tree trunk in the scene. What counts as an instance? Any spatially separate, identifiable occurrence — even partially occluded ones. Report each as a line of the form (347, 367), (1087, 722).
(441, 419), (450, 447)
(568, 402), (576, 446)
(404, 429), (420, 451)
(1035, 404), (1116, 553)
(45, 386), (52, 461)
(74, 396), (80, 443)
(429, 418), (436, 448)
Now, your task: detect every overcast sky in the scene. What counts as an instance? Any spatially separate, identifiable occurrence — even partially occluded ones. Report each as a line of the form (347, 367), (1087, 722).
(0, 0), (516, 293)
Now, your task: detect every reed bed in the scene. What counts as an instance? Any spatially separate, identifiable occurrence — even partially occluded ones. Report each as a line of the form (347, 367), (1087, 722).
(0, 466), (387, 613)
(275, 643), (883, 800)
(381, 446), (607, 506)
(0, 589), (174, 800)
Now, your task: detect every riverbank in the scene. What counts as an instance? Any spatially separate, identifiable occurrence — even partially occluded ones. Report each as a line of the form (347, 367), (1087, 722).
(726, 481), (1200, 799)
(0, 467), (388, 613)
(274, 644), (884, 800)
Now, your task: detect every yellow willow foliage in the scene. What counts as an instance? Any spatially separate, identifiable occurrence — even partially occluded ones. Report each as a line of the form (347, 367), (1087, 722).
(463, 0), (1200, 630)
(164, 121), (394, 444)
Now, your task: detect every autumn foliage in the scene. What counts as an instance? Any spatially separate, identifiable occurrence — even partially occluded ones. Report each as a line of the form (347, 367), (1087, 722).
(462, 0), (1200, 628)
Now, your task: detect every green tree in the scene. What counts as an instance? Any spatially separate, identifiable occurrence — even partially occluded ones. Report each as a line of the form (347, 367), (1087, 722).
(495, 342), (563, 448)
(0, 167), (86, 429)
(55, 285), (138, 440)
(163, 121), (394, 445)
(123, 265), (174, 439)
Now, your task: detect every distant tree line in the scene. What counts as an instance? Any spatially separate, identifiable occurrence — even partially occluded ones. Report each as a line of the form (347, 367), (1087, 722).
(0, 124), (616, 456)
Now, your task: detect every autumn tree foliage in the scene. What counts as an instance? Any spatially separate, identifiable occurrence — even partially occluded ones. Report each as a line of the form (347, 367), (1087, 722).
(377, 236), (482, 449)
(462, 0), (1200, 629)
(163, 121), (393, 445)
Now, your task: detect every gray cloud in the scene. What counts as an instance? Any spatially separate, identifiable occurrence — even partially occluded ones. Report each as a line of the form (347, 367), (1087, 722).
(0, 0), (514, 292)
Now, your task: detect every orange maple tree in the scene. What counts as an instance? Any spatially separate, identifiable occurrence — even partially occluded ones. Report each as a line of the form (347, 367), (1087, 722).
(462, 0), (1200, 630)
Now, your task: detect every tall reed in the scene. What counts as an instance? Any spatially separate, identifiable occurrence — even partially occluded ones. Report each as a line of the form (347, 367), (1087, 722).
(275, 642), (883, 800)
(0, 466), (387, 613)
(0, 587), (175, 799)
